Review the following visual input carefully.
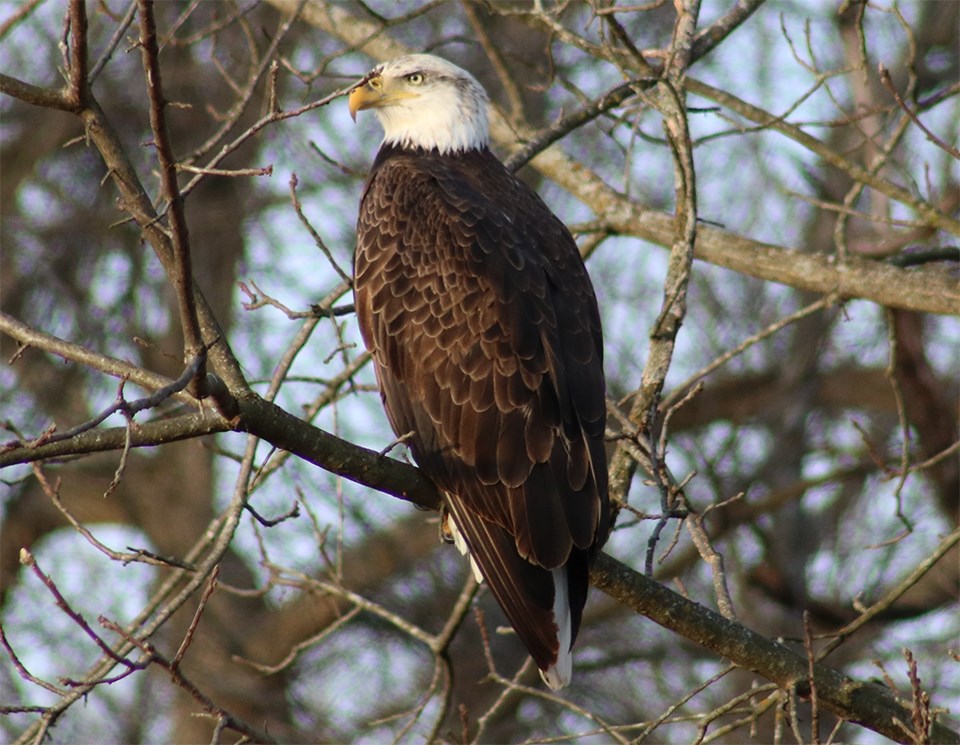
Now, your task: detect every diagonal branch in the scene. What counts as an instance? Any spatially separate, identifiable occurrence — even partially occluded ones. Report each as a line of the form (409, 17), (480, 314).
(690, 0), (766, 60)
(137, 0), (205, 391)
(524, 142), (958, 316)
(590, 552), (960, 745)
(685, 77), (960, 237)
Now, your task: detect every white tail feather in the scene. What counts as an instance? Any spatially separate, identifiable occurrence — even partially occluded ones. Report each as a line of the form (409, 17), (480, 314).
(445, 513), (574, 688)
(540, 566), (572, 689)
(445, 513), (484, 583)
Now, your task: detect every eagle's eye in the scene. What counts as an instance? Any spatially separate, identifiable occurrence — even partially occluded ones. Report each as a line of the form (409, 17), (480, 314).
(406, 73), (424, 85)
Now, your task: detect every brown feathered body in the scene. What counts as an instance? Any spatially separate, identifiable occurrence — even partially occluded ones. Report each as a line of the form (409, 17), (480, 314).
(355, 141), (610, 678)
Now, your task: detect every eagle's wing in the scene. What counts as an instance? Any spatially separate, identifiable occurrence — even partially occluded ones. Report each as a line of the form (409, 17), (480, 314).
(355, 149), (608, 672)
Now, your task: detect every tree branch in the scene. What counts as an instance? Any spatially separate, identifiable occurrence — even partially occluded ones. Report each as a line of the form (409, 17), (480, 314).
(690, 0), (766, 61)
(590, 552), (959, 745)
(525, 145), (958, 315)
(685, 76), (960, 237)
(17, 377), (948, 743)
(0, 71), (77, 111)
(76, 95), (248, 391)
(0, 312), (190, 401)
(137, 0), (205, 386)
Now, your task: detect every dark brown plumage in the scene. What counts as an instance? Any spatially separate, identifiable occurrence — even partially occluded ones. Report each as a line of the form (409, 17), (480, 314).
(351, 55), (610, 687)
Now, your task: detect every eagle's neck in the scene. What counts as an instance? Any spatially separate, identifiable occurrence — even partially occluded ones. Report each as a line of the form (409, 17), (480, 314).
(375, 91), (489, 155)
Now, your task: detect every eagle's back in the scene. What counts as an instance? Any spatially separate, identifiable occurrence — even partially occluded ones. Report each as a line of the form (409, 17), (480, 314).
(355, 143), (609, 671)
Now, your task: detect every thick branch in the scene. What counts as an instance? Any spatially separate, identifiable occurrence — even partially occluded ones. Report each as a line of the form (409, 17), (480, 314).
(233, 391), (442, 511)
(0, 411), (228, 467)
(0, 72), (76, 111)
(32, 388), (947, 743)
(3, 336), (954, 742)
(65, 0), (86, 109)
(590, 553), (959, 745)
(525, 145), (958, 315)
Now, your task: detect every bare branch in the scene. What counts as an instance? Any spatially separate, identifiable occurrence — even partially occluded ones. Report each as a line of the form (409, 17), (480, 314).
(137, 0), (205, 389)
(0, 311), (196, 408)
(0, 71), (77, 111)
(590, 552), (960, 745)
(879, 63), (960, 160)
(818, 527), (960, 661)
(686, 77), (960, 237)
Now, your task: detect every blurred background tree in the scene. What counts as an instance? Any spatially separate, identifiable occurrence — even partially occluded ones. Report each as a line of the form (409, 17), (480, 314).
(1, 1), (957, 743)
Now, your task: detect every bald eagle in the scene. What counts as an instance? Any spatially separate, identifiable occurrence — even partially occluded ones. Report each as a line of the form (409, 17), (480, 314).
(349, 54), (610, 689)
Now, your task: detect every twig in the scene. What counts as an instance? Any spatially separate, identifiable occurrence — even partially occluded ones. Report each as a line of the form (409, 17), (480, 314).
(878, 64), (960, 160)
(685, 511), (738, 620)
(884, 309), (915, 535)
(0, 0), (45, 41)
(27, 461), (188, 569)
(902, 649), (933, 745)
(243, 500), (300, 527)
(592, 551), (960, 744)
(462, 0), (525, 120)
(98, 616), (278, 743)
(268, 566), (437, 647)
(504, 80), (649, 172)
(182, 1), (304, 166)
(471, 649), (528, 744)
(686, 77), (960, 237)
(172, 566), (219, 669)
(233, 607), (362, 675)
(690, 0), (765, 61)
(176, 163), (273, 177)
(697, 688), (780, 744)
(481, 668), (631, 745)
(88, 0), (136, 83)
(0, 623), (65, 696)
(19, 548), (140, 673)
(803, 611), (821, 745)
(817, 527), (960, 661)
(3, 353), (205, 453)
(240, 279), (314, 319)
(138, 0), (206, 392)
(633, 663), (736, 741)
(288, 173), (352, 284)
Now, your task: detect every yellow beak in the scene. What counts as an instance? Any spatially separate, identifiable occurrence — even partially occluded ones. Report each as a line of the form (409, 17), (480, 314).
(348, 80), (385, 122)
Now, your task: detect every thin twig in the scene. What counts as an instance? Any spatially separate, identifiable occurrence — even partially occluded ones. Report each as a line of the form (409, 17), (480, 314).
(176, 163), (273, 177)
(504, 80), (649, 172)
(138, 0), (206, 392)
(88, 0), (137, 83)
(172, 566), (219, 669)
(0, 624), (65, 696)
(803, 611), (821, 744)
(817, 527), (960, 661)
(19, 548), (140, 672)
(0, 0), (45, 41)
(288, 173), (352, 284)
(879, 63), (960, 160)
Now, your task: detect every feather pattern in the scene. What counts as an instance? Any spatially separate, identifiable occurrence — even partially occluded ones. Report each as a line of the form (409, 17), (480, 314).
(353, 55), (610, 688)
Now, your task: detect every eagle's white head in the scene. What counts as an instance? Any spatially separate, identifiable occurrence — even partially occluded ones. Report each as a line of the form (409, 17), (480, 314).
(348, 54), (490, 155)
